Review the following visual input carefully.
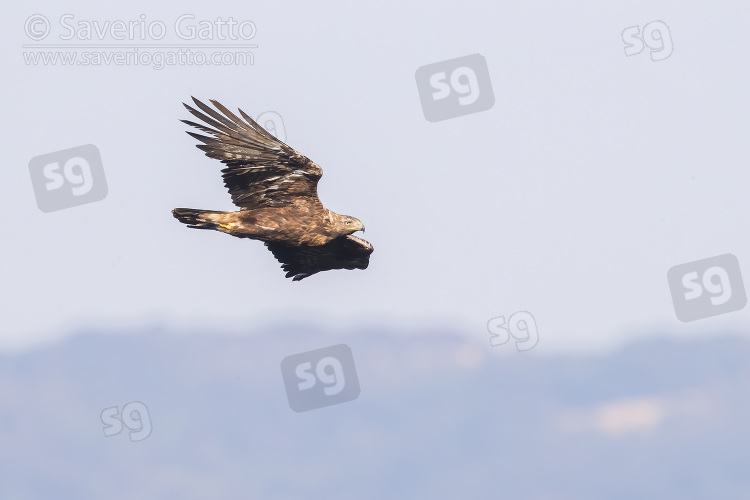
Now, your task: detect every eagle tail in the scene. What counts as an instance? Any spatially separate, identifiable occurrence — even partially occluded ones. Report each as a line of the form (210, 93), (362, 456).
(172, 208), (230, 230)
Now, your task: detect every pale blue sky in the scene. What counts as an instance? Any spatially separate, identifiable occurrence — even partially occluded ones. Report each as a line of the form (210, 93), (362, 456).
(3, 0), (750, 352)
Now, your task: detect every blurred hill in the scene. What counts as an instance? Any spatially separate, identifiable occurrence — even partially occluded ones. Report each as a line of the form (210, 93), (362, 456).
(1, 326), (749, 499)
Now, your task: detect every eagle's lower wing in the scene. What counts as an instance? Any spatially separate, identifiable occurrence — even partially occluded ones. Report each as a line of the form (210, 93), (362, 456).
(182, 97), (323, 210)
(265, 235), (374, 281)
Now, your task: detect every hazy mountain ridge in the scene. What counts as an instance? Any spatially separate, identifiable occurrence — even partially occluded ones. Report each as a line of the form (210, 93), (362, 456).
(1, 328), (749, 499)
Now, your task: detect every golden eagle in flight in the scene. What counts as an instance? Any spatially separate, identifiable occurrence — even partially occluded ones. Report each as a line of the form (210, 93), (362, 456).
(173, 98), (373, 281)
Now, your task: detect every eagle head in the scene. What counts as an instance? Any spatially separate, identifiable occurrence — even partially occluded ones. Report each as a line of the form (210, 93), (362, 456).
(335, 214), (365, 235)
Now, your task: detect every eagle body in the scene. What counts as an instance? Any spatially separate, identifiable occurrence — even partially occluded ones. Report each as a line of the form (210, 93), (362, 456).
(173, 98), (373, 280)
(175, 206), (355, 246)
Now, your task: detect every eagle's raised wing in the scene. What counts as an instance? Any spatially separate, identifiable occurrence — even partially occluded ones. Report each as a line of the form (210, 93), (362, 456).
(182, 97), (323, 210)
(265, 235), (374, 281)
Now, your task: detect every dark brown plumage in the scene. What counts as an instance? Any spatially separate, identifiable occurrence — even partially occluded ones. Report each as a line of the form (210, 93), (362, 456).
(173, 97), (373, 281)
